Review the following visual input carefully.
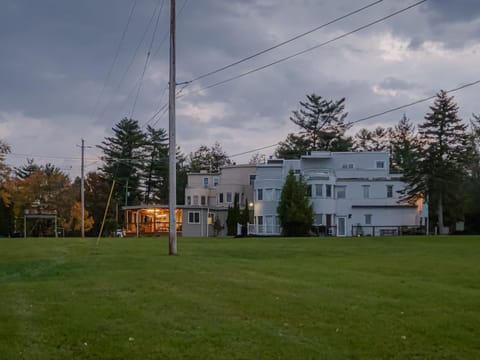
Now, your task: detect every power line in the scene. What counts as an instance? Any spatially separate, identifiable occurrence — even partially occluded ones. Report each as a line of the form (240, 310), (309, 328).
(348, 79), (480, 125)
(7, 152), (100, 161)
(228, 77), (480, 158)
(130, 0), (165, 118)
(97, 0), (164, 121)
(183, 0), (427, 96)
(184, 0), (384, 85)
(90, 0), (138, 120)
(153, 0), (190, 58)
(143, 83), (188, 128)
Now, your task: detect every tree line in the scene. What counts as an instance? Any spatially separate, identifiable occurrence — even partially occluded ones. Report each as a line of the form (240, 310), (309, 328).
(0, 90), (479, 236)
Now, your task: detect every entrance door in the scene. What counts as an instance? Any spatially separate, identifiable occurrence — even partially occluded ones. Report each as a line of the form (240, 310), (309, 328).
(337, 216), (347, 237)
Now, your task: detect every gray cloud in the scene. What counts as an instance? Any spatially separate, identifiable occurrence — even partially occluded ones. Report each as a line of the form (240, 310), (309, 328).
(1, 0), (480, 172)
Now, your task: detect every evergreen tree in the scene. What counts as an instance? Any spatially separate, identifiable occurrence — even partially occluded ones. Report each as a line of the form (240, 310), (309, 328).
(226, 193), (241, 235)
(240, 199), (250, 225)
(277, 169), (313, 236)
(353, 126), (390, 152)
(389, 114), (418, 173)
(276, 94), (352, 158)
(402, 91), (474, 231)
(189, 142), (232, 172)
(97, 118), (146, 208)
(464, 114), (480, 233)
(275, 133), (311, 159)
(142, 126), (169, 204)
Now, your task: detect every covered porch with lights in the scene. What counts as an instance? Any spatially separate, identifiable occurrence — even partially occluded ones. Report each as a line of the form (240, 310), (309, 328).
(123, 205), (182, 237)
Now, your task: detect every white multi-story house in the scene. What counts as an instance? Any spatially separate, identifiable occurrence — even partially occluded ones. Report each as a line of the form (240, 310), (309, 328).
(183, 164), (256, 236)
(252, 151), (427, 237)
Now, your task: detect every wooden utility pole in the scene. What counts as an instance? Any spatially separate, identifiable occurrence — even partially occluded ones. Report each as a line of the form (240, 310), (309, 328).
(80, 139), (85, 238)
(168, 0), (177, 255)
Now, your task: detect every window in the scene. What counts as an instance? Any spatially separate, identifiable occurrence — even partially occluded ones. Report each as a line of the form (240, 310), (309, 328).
(226, 192), (232, 203)
(203, 177), (209, 187)
(188, 211), (200, 224)
(257, 189), (263, 201)
(218, 193), (224, 203)
(201, 196), (206, 205)
(363, 185), (370, 199)
(275, 189), (282, 201)
(326, 184), (332, 198)
(249, 174), (256, 186)
(307, 185), (312, 197)
(257, 216), (263, 225)
(314, 213), (323, 225)
(376, 160), (385, 169)
(336, 186), (346, 199)
(315, 184), (323, 197)
(365, 214), (372, 225)
(213, 177), (219, 187)
(193, 195), (199, 205)
(342, 163), (354, 169)
(326, 214), (333, 226)
(264, 188), (273, 201)
(186, 196), (192, 205)
(387, 185), (393, 198)
(240, 193), (244, 204)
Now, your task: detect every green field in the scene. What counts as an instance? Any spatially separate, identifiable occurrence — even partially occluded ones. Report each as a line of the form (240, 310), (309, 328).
(1, 236), (479, 359)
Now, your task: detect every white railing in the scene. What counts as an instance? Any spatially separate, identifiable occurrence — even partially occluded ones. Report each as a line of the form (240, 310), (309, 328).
(247, 223), (281, 235)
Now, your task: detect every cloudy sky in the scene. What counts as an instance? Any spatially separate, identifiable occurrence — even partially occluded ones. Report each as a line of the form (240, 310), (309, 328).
(1, 0), (480, 177)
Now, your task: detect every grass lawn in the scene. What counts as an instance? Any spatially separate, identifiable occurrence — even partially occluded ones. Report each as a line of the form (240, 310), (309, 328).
(0, 236), (479, 359)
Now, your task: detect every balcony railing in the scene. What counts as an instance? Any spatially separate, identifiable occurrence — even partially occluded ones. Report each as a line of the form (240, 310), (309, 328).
(247, 223), (281, 235)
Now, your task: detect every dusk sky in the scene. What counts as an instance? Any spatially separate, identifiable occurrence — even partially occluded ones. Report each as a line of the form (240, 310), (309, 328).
(1, 0), (480, 178)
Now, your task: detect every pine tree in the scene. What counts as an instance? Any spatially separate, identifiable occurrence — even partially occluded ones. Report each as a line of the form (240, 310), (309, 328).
(402, 91), (474, 231)
(97, 118), (146, 207)
(276, 94), (353, 158)
(189, 142), (232, 172)
(389, 114), (417, 173)
(277, 169), (313, 236)
(226, 194), (241, 235)
(142, 126), (169, 204)
(353, 126), (390, 152)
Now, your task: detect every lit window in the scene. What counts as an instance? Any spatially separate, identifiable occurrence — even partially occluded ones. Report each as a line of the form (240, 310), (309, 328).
(188, 211), (200, 224)
(387, 185), (393, 198)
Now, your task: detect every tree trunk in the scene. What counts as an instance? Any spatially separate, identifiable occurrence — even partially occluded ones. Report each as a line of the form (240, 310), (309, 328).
(437, 194), (446, 234)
